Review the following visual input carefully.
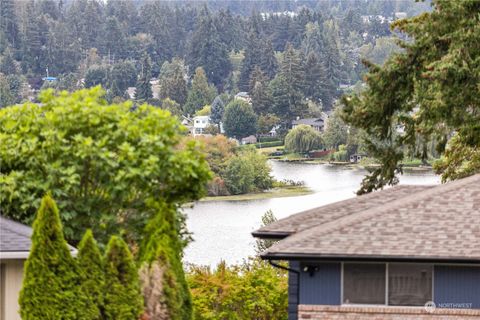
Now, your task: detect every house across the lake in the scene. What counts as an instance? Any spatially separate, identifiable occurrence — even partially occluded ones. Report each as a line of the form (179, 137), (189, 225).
(0, 216), (77, 320)
(253, 174), (480, 320)
(291, 118), (325, 132)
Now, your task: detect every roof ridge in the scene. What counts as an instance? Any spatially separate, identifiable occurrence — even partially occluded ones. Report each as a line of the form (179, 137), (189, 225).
(267, 174), (480, 253)
(256, 184), (432, 233)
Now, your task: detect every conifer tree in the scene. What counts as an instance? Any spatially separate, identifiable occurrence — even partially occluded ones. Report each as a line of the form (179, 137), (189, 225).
(183, 67), (216, 116)
(250, 66), (272, 115)
(77, 229), (105, 320)
(19, 194), (87, 320)
(139, 203), (192, 320)
(104, 235), (144, 320)
(210, 95), (225, 126)
(135, 52), (153, 102)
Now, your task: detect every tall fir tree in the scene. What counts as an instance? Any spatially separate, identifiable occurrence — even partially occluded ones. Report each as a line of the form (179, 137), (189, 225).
(249, 66), (272, 115)
(135, 52), (153, 101)
(0, 0), (20, 47)
(188, 6), (231, 88)
(77, 229), (105, 320)
(19, 195), (87, 320)
(183, 67), (216, 116)
(210, 95), (225, 126)
(104, 235), (144, 320)
(303, 51), (333, 107)
(158, 58), (188, 105)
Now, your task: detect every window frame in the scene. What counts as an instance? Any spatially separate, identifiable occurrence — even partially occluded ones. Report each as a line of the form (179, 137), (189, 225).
(341, 262), (434, 307)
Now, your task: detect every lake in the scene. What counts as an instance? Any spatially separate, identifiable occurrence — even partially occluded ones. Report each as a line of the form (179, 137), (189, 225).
(184, 161), (440, 267)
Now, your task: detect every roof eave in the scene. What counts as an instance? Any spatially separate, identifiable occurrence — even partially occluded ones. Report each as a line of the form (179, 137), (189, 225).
(260, 252), (480, 264)
(0, 251), (30, 260)
(251, 231), (291, 239)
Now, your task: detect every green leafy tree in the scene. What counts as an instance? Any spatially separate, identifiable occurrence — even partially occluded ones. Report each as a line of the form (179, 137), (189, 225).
(342, 0), (480, 194)
(77, 229), (105, 320)
(109, 61), (137, 97)
(0, 87), (212, 244)
(19, 195), (87, 320)
(188, 258), (288, 320)
(84, 65), (109, 88)
(104, 235), (143, 320)
(184, 67), (217, 116)
(161, 98), (182, 117)
(285, 125), (323, 153)
(257, 114), (280, 136)
(323, 106), (348, 149)
(135, 52), (153, 101)
(222, 99), (257, 139)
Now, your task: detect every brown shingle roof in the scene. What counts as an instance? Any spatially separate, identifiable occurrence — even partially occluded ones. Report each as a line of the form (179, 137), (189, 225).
(252, 185), (434, 239)
(261, 174), (480, 262)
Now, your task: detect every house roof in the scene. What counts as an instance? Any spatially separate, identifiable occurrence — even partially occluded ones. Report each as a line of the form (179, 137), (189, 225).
(292, 118), (324, 126)
(252, 185), (434, 239)
(259, 174), (480, 263)
(0, 216), (77, 259)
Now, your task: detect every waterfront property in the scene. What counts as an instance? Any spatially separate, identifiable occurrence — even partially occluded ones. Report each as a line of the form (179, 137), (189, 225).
(291, 117), (325, 132)
(253, 174), (480, 319)
(0, 216), (77, 320)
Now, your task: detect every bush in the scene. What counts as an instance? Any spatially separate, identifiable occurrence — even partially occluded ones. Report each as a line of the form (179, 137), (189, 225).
(224, 147), (273, 195)
(188, 259), (288, 320)
(19, 195), (88, 320)
(222, 99), (257, 139)
(104, 236), (144, 320)
(258, 136), (282, 143)
(333, 144), (348, 162)
(285, 125), (323, 153)
(77, 230), (105, 320)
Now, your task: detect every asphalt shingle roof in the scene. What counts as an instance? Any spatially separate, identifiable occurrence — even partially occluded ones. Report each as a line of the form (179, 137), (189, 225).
(260, 174), (480, 262)
(0, 216), (33, 252)
(252, 185), (434, 238)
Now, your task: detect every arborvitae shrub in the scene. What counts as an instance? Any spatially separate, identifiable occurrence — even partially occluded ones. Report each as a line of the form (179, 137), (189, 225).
(104, 235), (144, 320)
(139, 203), (192, 320)
(77, 229), (105, 319)
(19, 194), (87, 320)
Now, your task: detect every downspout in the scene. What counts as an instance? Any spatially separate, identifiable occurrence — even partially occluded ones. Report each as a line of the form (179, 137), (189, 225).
(268, 260), (300, 320)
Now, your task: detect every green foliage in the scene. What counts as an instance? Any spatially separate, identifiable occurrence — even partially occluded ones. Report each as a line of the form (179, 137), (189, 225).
(322, 106), (348, 149)
(0, 87), (212, 245)
(188, 258), (288, 320)
(139, 203), (192, 320)
(161, 98), (182, 117)
(255, 210), (278, 253)
(104, 235), (144, 320)
(184, 67), (217, 116)
(158, 58), (188, 105)
(222, 99), (257, 139)
(210, 95), (225, 125)
(84, 65), (109, 88)
(195, 105), (211, 116)
(333, 144), (348, 162)
(257, 113), (280, 135)
(285, 125), (323, 153)
(224, 147), (273, 195)
(19, 195), (87, 320)
(0, 73), (15, 108)
(256, 141), (284, 149)
(342, 0), (480, 193)
(77, 230), (105, 320)
(135, 53), (153, 101)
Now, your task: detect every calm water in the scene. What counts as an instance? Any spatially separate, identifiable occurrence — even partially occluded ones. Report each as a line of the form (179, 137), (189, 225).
(184, 161), (440, 267)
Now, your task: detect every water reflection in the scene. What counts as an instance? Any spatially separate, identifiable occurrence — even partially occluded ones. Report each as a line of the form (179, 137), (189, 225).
(184, 161), (440, 266)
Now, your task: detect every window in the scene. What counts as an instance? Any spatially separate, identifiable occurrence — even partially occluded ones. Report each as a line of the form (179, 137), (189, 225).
(342, 263), (433, 306)
(343, 263), (386, 304)
(388, 264), (432, 306)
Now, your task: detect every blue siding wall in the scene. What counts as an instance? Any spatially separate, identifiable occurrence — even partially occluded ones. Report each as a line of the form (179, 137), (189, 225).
(434, 265), (480, 308)
(299, 262), (341, 305)
(288, 261), (300, 320)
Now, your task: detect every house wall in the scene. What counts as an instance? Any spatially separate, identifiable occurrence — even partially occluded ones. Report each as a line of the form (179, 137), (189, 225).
(434, 265), (480, 308)
(0, 260), (24, 320)
(288, 261), (300, 320)
(290, 262), (480, 320)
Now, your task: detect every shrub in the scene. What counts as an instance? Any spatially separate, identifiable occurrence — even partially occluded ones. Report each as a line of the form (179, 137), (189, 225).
(188, 258), (288, 320)
(222, 99), (257, 139)
(256, 140), (284, 148)
(19, 195), (87, 320)
(77, 230), (105, 320)
(104, 236), (144, 320)
(285, 125), (323, 153)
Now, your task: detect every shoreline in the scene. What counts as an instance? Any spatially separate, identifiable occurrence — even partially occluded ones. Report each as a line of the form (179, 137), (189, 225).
(200, 185), (312, 202)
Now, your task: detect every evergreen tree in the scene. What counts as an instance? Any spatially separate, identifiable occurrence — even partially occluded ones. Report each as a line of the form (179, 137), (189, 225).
(135, 52), (153, 101)
(260, 39), (277, 79)
(77, 229), (105, 320)
(210, 95), (225, 126)
(303, 51), (333, 106)
(188, 6), (231, 88)
(250, 66), (272, 115)
(104, 236), (143, 320)
(0, 73), (14, 108)
(158, 58), (188, 105)
(19, 194), (87, 320)
(0, 0), (20, 47)
(238, 28), (262, 91)
(183, 67), (216, 116)
(139, 203), (192, 320)
(0, 48), (18, 75)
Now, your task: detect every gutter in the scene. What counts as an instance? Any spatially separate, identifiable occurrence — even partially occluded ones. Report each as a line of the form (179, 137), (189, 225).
(251, 231), (290, 239)
(0, 251), (29, 259)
